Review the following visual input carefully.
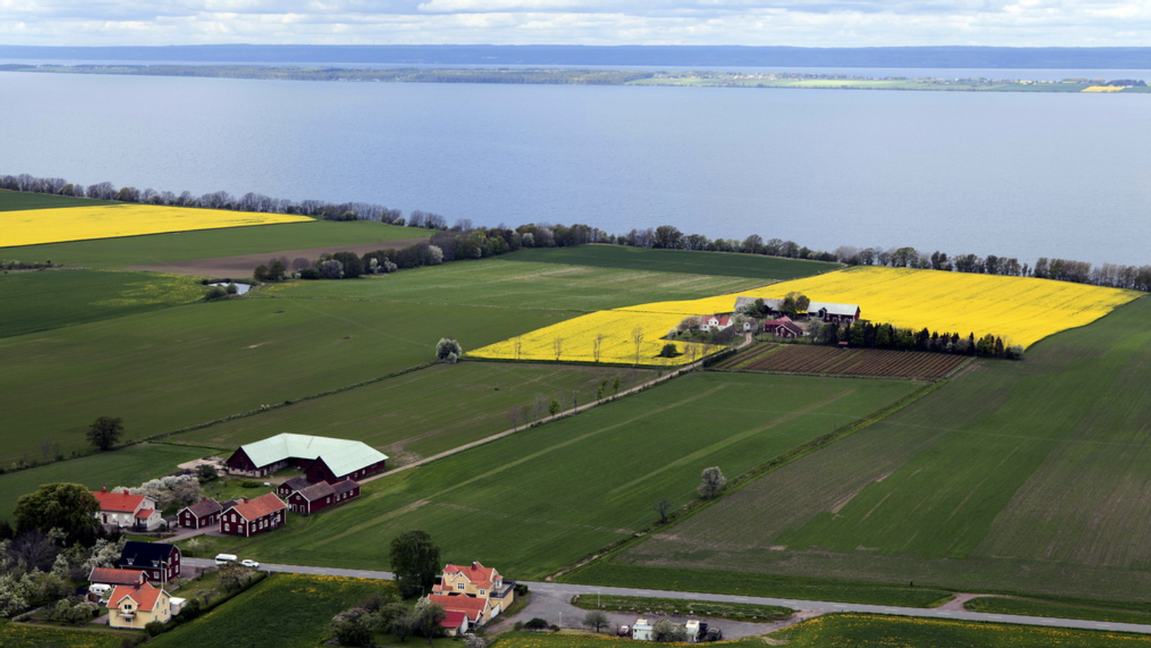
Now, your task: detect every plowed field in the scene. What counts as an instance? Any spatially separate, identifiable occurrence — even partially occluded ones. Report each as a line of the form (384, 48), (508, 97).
(717, 344), (969, 379)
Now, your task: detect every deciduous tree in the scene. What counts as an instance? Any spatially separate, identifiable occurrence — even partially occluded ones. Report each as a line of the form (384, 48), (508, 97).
(389, 530), (441, 598)
(697, 467), (726, 500)
(14, 483), (99, 542)
(86, 416), (123, 451)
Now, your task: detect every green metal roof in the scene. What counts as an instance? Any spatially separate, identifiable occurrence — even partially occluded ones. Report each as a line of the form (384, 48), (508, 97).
(239, 433), (388, 478)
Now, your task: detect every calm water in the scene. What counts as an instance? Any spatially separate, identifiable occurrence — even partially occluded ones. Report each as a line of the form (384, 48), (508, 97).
(3, 71), (1150, 265)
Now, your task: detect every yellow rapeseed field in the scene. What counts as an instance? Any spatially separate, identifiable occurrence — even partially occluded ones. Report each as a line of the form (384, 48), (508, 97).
(1, 204), (313, 247)
(472, 266), (1141, 366)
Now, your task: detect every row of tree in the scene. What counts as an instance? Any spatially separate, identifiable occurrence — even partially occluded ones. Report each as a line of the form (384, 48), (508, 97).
(9, 172), (1150, 291)
(806, 319), (1023, 359)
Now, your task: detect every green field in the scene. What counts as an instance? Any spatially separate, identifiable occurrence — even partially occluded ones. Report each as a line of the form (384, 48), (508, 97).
(168, 363), (654, 465)
(571, 594), (792, 622)
(965, 596), (1151, 626)
(0, 622), (126, 648)
(0, 188), (116, 211)
(0, 270), (206, 338)
(772, 614), (1151, 648)
(503, 245), (842, 279)
(602, 297), (1151, 601)
(0, 443), (208, 520)
(148, 573), (384, 648)
(222, 372), (919, 577)
(0, 219), (424, 269)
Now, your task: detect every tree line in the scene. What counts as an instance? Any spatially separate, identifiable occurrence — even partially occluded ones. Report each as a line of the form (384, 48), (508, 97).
(806, 318), (1022, 359)
(7, 172), (1151, 292)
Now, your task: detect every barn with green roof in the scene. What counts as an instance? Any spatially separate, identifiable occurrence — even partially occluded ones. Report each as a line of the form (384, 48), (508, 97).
(225, 433), (388, 484)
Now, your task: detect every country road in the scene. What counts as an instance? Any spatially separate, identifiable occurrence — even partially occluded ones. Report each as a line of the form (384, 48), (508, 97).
(184, 558), (1151, 636)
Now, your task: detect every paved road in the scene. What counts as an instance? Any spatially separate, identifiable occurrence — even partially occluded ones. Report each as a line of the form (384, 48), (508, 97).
(183, 558), (1151, 636)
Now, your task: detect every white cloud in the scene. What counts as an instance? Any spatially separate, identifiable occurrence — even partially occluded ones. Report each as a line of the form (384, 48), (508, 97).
(0, 0), (1149, 46)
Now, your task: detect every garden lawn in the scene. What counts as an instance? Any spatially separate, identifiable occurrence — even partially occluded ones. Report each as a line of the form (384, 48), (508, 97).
(0, 220), (423, 269)
(229, 372), (919, 578)
(0, 270), (205, 338)
(148, 573), (386, 648)
(168, 363), (656, 466)
(771, 614), (1151, 648)
(605, 297), (1151, 602)
(0, 443), (207, 519)
(502, 245), (841, 280)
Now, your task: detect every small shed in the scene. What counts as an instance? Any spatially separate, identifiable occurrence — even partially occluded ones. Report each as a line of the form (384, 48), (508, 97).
(632, 617), (653, 641)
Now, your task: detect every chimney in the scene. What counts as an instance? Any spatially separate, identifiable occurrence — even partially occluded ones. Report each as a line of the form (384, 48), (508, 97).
(101, 487), (107, 493)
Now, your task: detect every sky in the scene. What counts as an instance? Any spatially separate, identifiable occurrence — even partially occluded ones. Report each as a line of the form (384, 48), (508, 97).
(1, 0), (1149, 47)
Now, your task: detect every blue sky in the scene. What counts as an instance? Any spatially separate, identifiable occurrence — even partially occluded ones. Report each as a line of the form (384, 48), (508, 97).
(1, 0), (1149, 47)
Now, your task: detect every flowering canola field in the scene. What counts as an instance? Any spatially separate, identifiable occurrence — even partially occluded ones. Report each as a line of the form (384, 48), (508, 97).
(1, 204), (313, 247)
(470, 266), (1141, 366)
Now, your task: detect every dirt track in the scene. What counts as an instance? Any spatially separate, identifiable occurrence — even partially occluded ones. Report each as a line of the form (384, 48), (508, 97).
(123, 238), (428, 278)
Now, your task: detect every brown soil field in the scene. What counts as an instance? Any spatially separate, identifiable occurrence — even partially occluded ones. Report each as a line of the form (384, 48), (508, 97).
(717, 344), (969, 379)
(123, 239), (428, 278)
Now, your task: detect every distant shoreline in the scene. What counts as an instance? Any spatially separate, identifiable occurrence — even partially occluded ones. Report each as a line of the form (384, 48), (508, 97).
(2, 64), (1148, 94)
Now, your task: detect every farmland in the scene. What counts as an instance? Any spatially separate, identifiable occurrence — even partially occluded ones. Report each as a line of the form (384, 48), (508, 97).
(772, 614), (1151, 648)
(148, 574), (385, 648)
(504, 244), (842, 279)
(0, 623), (125, 648)
(0, 203), (314, 247)
(0, 188), (116, 211)
(223, 371), (921, 577)
(167, 363), (655, 466)
(715, 344), (971, 379)
(0, 218), (425, 269)
(601, 296), (1151, 602)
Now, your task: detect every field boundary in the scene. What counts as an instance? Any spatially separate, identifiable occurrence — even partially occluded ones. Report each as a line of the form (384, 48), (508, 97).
(553, 378), (950, 583)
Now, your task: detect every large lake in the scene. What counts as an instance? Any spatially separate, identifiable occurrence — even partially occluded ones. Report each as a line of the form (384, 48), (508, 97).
(3, 71), (1149, 265)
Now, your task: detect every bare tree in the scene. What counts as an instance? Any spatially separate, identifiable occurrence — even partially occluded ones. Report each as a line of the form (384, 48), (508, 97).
(514, 336), (524, 361)
(631, 327), (645, 366)
(553, 337), (563, 362)
(583, 610), (610, 633)
(593, 333), (605, 363)
(508, 407), (520, 431)
(653, 497), (672, 524)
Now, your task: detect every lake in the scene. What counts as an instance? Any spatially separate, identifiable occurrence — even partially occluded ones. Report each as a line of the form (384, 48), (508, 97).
(3, 71), (1149, 266)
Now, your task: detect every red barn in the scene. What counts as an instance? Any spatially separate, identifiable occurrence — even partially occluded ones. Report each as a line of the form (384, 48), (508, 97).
(226, 434), (388, 483)
(276, 476), (311, 498)
(764, 316), (804, 338)
(177, 498), (223, 529)
(220, 493), (287, 537)
(287, 479), (360, 515)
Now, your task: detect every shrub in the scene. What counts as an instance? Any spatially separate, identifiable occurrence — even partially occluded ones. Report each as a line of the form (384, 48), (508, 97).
(204, 286), (228, 301)
(524, 617), (550, 630)
(145, 619), (167, 636)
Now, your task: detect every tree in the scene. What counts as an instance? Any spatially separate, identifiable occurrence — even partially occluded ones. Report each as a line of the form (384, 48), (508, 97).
(593, 333), (605, 363)
(14, 483), (100, 541)
(553, 337), (563, 362)
(87, 416), (123, 451)
(659, 343), (679, 358)
(631, 327), (645, 365)
(389, 530), (441, 598)
(583, 610), (610, 632)
(435, 338), (463, 364)
(548, 398), (562, 417)
(413, 602), (446, 646)
(653, 619), (688, 642)
(697, 466), (726, 500)
(653, 497), (672, 524)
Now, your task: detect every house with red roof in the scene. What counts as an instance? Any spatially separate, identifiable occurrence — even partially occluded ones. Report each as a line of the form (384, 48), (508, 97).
(699, 315), (732, 332)
(89, 567), (148, 589)
(92, 488), (161, 531)
(177, 497), (223, 529)
(428, 594), (496, 636)
(106, 582), (171, 630)
(219, 492), (287, 537)
(764, 316), (804, 339)
(429, 561), (516, 632)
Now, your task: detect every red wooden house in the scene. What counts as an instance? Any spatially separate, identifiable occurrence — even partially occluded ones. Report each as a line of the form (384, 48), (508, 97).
(118, 542), (180, 583)
(276, 476), (311, 498)
(764, 316), (804, 338)
(220, 493), (287, 537)
(287, 479), (360, 515)
(177, 498), (223, 529)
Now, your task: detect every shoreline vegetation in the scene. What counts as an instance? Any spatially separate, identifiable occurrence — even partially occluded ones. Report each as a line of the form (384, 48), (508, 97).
(1, 63), (1149, 93)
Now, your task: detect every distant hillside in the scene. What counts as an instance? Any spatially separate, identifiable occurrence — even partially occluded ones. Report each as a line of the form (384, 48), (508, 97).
(2, 44), (1151, 69)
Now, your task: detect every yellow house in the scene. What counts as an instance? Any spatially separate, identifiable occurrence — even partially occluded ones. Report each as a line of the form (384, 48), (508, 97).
(431, 561), (515, 618)
(107, 582), (171, 629)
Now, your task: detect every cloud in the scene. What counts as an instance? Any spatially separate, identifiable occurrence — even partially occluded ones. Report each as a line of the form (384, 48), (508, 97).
(0, 0), (1149, 46)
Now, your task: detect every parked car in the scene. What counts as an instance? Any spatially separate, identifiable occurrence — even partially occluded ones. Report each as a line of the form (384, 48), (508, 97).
(617, 625), (630, 637)
(241, 559), (260, 568)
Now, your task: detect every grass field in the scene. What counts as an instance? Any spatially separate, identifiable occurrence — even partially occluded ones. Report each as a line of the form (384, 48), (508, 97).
(771, 614), (1151, 648)
(0, 188), (117, 211)
(0, 219), (425, 269)
(0, 443), (207, 520)
(1, 203), (315, 247)
(504, 245), (842, 279)
(570, 594), (792, 622)
(148, 573), (385, 648)
(0, 622), (125, 648)
(965, 596), (1151, 626)
(167, 363), (655, 466)
(604, 297), (1151, 601)
(221, 372), (919, 578)
(0, 270), (206, 338)
(0, 255), (759, 466)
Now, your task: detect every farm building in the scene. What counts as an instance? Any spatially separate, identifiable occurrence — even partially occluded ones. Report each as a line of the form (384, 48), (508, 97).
(764, 316), (804, 338)
(226, 433), (388, 483)
(118, 542), (180, 583)
(276, 476), (311, 498)
(92, 488), (162, 531)
(177, 497), (223, 529)
(220, 492), (287, 537)
(286, 479), (360, 515)
(89, 567), (148, 589)
(699, 315), (732, 332)
(807, 301), (861, 323)
(106, 582), (171, 630)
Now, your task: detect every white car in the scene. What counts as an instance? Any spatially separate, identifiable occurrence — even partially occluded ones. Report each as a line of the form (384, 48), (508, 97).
(240, 559), (260, 569)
